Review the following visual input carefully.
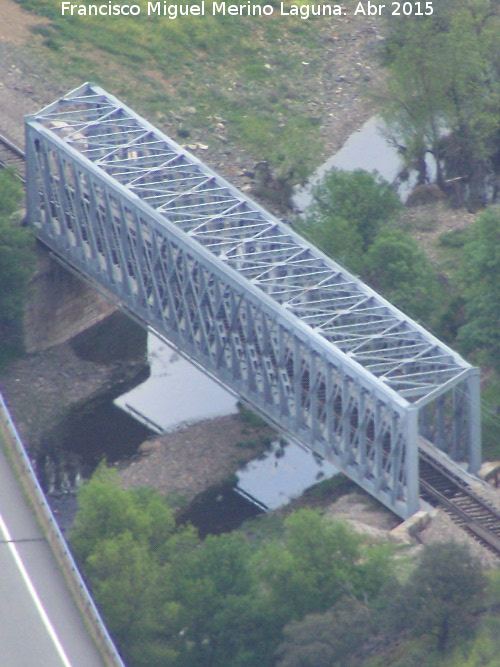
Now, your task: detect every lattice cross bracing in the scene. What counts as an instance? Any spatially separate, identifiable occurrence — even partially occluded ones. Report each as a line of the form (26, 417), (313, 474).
(25, 83), (481, 518)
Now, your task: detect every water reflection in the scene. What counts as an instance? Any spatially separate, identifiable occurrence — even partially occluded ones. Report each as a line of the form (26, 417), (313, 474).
(115, 333), (338, 514)
(176, 481), (264, 538)
(176, 442), (338, 537)
(236, 440), (337, 511)
(114, 332), (239, 433)
(293, 116), (418, 212)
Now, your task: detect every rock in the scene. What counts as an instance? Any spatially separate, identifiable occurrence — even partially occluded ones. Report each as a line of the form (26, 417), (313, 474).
(390, 509), (434, 544)
(138, 439), (162, 455)
(406, 184), (445, 207)
(478, 461), (500, 487)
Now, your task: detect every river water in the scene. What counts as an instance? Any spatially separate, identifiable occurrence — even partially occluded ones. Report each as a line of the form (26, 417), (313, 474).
(114, 333), (239, 433)
(114, 332), (337, 514)
(292, 115), (433, 212)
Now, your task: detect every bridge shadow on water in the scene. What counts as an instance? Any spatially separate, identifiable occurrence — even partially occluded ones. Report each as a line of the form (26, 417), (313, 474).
(37, 316), (332, 537)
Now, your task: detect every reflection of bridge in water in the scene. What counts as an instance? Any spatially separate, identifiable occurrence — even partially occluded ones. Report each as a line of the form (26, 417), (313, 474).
(25, 83), (480, 519)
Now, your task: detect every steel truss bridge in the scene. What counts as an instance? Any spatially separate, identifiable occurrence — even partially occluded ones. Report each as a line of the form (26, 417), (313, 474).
(25, 83), (481, 519)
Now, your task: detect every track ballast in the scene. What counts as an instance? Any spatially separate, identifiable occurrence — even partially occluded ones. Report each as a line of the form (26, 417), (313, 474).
(420, 450), (500, 557)
(0, 133), (25, 181)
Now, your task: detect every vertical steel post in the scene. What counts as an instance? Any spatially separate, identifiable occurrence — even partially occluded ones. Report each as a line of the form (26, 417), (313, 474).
(405, 406), (420, 517)
(467, 369), (482, 473)
(24, 125), (37, 226)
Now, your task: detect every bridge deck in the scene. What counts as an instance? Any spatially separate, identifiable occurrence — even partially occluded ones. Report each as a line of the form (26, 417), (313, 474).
(0, 395), (114, 666)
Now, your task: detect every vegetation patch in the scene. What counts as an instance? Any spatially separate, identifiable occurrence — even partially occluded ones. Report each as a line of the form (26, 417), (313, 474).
(0, 169), (35, 366)
(71, 465), (499, 667)
(14, 0), (341, 189)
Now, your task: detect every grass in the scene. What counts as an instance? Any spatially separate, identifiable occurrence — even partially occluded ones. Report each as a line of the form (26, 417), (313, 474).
(16, 0), (328, 184)
(479, 373), (500, 461)
(301, 473), (356, 503)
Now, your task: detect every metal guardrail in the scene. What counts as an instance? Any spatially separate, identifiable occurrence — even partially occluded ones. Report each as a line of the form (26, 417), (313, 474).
(0, 390), (126, 667)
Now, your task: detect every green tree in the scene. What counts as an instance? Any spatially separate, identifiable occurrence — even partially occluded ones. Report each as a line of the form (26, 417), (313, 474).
(395, 541), (486, 652)
(0, 167), (23, 216)
(70, 465), (170, 561)
(275, 597), (371, 667)
(85, 532), (177, 664)
(70, 466), (188, 666)
(458, 206), (500, 369)
(300, 169), (402, 273)
(257, 510), (391, 622)
(380, 1), (500, 206)
(299, 168), (443, 330)
(170, 531), (275, 666)
(0, 169), (35, 354)
(364, 227), (440, 325)
(71, 472), (395, 667)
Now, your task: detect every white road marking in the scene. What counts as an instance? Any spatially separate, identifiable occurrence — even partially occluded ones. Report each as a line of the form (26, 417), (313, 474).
(0, 510), (72, 667)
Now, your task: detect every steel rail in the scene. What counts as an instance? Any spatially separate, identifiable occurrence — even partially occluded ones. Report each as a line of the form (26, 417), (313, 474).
(0, 133), (25, 181)
(420, 451), (500, 556)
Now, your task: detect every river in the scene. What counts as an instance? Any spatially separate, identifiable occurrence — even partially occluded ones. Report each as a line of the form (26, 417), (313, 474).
(114, 332), (337, 516)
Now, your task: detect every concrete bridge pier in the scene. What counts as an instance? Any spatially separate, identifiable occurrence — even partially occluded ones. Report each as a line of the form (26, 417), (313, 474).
(24, 243), (117, 354)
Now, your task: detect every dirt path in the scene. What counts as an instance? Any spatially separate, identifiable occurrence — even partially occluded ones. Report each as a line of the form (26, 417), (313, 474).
(0, 0), (48, 45)
(0, 0), (67, 144)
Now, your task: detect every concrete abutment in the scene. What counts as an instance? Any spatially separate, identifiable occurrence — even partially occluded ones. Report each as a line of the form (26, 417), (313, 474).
(24, 243), (117, 353)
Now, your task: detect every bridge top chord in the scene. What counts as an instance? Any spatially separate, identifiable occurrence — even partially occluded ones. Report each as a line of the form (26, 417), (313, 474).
(28, 82), (472, 406)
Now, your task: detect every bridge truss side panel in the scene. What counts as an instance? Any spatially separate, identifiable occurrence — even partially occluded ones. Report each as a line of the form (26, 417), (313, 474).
(25, 124), (422, 518)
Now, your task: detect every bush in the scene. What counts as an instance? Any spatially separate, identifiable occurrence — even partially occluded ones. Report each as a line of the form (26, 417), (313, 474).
(391, 542), (486, 653)
(0, 169), (35, 361)
(458, 207), (500, 369)
(300, 168), (402, 272)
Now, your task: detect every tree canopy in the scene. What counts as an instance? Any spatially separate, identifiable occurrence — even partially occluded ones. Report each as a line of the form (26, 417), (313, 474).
(381, 0), (500, 207)
(458, 206), (500, 369)
(0, 168), (35, 360)
(275, 597), (371, 667)
(69, 465), (500, 666)
(301, 168), (402, 273)
(392, 541), (486, 652)
(70, 466), (393, 667)
(0, 169), (33, 320)
(299, 168), (440, 328)
(364, 227), (440, 324)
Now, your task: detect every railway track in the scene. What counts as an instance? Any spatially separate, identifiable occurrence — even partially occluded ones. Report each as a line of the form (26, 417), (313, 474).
(0, 133), (25, 181)
(420, 450), (500, 557)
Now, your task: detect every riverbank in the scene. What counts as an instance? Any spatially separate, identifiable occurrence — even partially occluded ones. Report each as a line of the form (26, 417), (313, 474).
(0, 312), (148, 459)
(119, 411), (500, 568)
(120, 412), (275, 506)
(3, 0), (497, 568)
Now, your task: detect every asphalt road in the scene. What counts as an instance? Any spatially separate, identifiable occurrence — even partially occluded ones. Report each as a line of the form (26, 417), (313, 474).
(0, 440), (107, 667)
